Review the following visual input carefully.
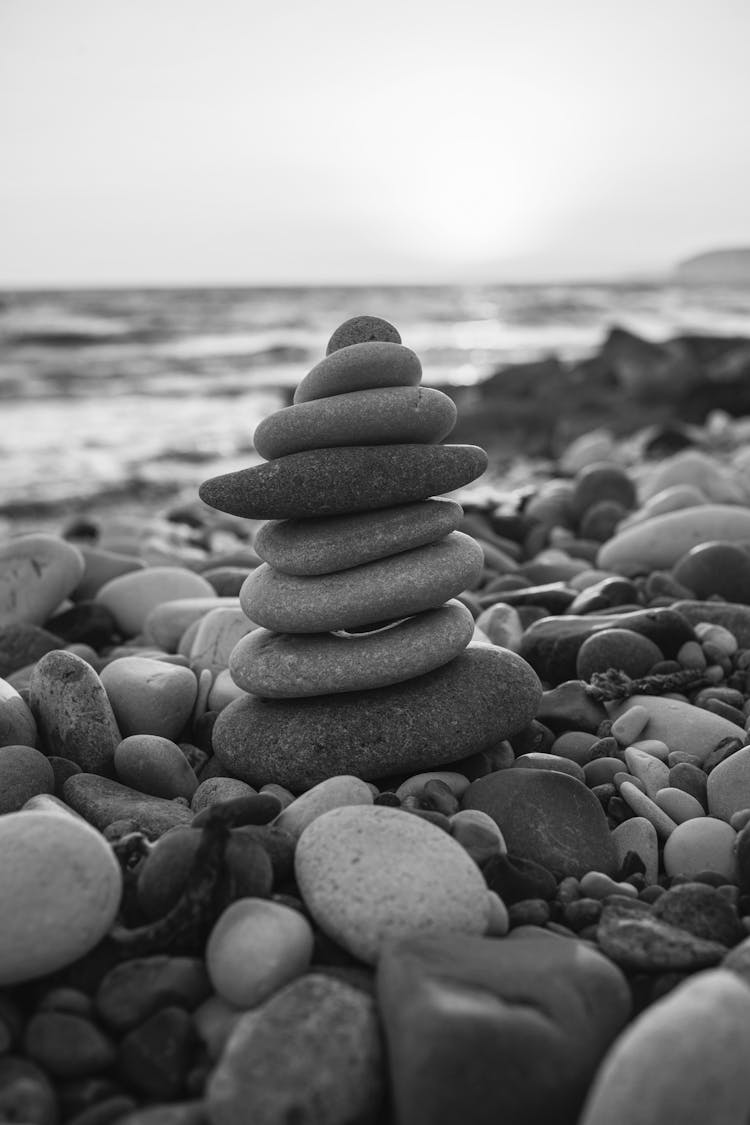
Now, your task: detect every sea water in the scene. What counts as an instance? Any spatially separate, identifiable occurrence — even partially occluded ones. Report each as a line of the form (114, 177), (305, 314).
(2, 281), (750, 516)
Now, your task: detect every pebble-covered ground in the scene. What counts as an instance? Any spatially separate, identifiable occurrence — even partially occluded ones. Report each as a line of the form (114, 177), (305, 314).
(5, 317), (750, 1124)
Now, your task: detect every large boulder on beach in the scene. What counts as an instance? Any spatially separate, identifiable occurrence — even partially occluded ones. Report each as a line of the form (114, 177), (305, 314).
(212, 645), (542, 792)
(378, 929), (630, 1125)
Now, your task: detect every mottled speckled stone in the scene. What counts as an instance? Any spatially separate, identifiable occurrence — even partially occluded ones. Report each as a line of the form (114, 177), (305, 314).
(254, 499), (464, 577)
(240, 532), (483, 633)
(62, 774), (193, 837)
(294, 340), (420, 403)
(254, 386), (456, 460)
(28, 650), (121, 775)
(199, 444), (488, 521)
(213, 646), (542, 792)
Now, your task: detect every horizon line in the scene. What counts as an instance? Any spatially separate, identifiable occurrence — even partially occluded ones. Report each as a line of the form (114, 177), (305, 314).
(0, 270), (686, 293)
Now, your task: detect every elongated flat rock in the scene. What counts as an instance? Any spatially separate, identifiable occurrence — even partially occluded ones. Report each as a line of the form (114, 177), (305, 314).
(240, 532), (483, 632)
(199, 445), (487, 521)
(254, 499), (464, 576)
(608, 695), (746, 763)
(254, 386), (456, 460)
(229, 601), (475, 697)
(62, 773), (194, 837)
(294, 341), (421, 404)
(212, 646), (543, 791)
(597, 505), (750, 576)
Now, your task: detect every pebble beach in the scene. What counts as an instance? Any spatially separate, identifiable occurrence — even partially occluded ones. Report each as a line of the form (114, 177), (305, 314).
(6, 313), (750, 1124)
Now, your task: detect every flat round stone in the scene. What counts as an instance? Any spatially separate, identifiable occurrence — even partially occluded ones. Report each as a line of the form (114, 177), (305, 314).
(254, 499), (463, 576)
(199, 444), (488, 521)
(240, 532), (483, 632)
(229, 601), (475, 697)
(212, 645), (543, 792)
(254, 386), (456, 460)
(326, 316), (401, 354)
(461, 767), (618, 878)
(294, 341), (420, 404)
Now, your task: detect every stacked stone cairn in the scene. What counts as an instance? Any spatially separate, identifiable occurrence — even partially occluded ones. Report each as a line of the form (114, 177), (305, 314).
(199, 316), (542, 792)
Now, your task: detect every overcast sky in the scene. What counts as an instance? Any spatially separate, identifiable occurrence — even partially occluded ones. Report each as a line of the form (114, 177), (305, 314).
(1, 0), (748, 286)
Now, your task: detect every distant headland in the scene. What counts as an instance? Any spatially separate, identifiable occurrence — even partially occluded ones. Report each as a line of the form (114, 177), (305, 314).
(675, 248), (750, 282)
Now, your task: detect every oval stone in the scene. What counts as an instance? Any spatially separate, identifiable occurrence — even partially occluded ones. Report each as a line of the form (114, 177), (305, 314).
(608, 695), (746, 763)
(579, 970), (750, 1125)
(95, 568), (217, 637)
(206, 899), (314, 1009)
(293, 341), (421, 403)
(0, 811), (122, 985)
(213, 645), (542, 791)
(273, 775), (374, 840)
(0, 534), (84, 628)
(29, 650), (121, 775)
(0, 677), (38, 749)
(199, 444), (488, 521)
(189, 607), (256, 675)
(114, 734), (198, 801)
(663, 818), (738, 881)
(230, 601), (475, 697)
(326, 315), (401, 353)
(100, 657), (198, 741)
(295, 805), (489, 963)
(254, 385), (456, 460)
(707, 747), (750, 822)
(461, 768), (618, 878)
(597, 505), (750, 577)
(143, 596), (238, 652)
(0, 744), (55, 813)
(254, 499), (463, 576)
(241, 532), (483, 633)
(673, 541), (750, 603)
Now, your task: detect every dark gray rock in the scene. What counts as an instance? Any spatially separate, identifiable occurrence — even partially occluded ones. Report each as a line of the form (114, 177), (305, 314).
(206, 973), (384, 1125)
(96, 956), (211, 1032)
(62, 774), (192, 837)
(462, 767), (618, 878)
(377, 930), (630, 1125)
(199, 444), (488, 520)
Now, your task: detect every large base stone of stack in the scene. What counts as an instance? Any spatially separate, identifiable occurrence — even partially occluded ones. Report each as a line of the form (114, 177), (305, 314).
(198, 444), (488, 520)
(212, 646), (543, 792)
